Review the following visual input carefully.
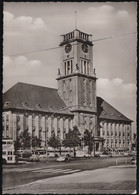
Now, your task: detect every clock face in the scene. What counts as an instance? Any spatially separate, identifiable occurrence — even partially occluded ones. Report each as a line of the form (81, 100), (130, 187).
(82, 43), (89, 53)
(65, 44), (72, 53)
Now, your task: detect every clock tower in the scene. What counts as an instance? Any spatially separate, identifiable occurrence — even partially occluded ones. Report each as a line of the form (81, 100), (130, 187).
(57, 29), (97, 135)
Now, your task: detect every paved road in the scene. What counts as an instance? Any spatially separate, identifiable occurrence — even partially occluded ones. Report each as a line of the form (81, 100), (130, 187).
(3, 165), (136, 194)
(3, 156), (133, 190)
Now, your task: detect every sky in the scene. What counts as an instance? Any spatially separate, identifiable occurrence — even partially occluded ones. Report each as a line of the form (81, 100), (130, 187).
(3, 2), (137, 132)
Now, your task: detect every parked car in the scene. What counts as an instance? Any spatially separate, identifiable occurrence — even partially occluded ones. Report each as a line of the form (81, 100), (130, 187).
(57, 155), (70, 162)
(29, 154), (40, 162)
(131, 156), (136, 165)
(84, 154), (92, 158)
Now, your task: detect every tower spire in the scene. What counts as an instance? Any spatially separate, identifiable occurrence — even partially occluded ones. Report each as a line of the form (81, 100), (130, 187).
(75, 11), (77, 30)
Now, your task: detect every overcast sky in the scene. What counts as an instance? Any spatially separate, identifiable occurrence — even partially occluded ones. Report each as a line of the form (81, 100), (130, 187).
(3, 2), (137, 131)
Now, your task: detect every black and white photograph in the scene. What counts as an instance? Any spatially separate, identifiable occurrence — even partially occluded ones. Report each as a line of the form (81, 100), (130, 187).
(2, 2), (137, 194)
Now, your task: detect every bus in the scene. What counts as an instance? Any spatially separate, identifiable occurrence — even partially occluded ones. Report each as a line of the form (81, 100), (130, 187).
(35, 147), (74, 158)
(2, 138), (16, 164)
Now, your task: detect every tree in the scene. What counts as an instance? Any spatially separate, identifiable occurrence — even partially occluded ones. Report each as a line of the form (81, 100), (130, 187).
(132, 133), (137, 149)
(62, 126), (81, 157)
(32, 136), (41, 149)
(14, 136), (21, 152)
(15, 129), (31, 150)
(48, 133), (61, 155)
(83, 129), (94, 154)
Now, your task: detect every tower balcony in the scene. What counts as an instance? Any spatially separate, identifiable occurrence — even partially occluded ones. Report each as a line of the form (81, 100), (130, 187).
(60, 29), (93, 46)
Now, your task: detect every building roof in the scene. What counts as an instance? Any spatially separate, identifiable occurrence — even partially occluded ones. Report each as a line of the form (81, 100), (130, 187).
(3, 82), (73, 116)
(97, 97), (132, 123)
(3, 82), (132, 123)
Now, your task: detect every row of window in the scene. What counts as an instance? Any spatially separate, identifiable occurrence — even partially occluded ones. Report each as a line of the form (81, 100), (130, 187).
(3, 151), (13, 155)
(106, 139), (130, 144)
(64, 59), (90, 75)
(102, 123), (130, 130)
(64, 60), (73, 75)
(106, 143), (129, 147)
(103, 131), (130, 137)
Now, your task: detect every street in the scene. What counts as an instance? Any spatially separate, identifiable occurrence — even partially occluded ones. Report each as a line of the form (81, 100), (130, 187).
(2, 156), (136, 194)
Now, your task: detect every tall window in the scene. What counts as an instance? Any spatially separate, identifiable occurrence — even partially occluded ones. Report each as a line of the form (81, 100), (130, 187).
(39, 130), (42, 139)
(81, 60), (83, 73)
(80, 59), (90, 74)
(84, 61), (87, 74)
(71, 60), (73, 73)
(57, 118), (60, 134)
(67, 61), (70, 74)
(38, 116), (42, 130)
(24, 115), (28, 129)
(64, 62), (66, 75)
(64, 60), (73, 75)
(32, 116), (35, 129)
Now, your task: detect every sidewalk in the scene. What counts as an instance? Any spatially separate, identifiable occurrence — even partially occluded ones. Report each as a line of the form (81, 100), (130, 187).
(3, 165), (136, 194)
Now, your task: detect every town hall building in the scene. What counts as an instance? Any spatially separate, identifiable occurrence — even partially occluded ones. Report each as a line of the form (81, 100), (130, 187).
(3, 29), (132, 152)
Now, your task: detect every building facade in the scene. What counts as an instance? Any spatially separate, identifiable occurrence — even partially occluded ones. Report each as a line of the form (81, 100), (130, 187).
(3, 29), (133, 152)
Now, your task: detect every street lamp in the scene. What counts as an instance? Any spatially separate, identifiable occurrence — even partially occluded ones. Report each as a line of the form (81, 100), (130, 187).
(91, 120), (106, 156)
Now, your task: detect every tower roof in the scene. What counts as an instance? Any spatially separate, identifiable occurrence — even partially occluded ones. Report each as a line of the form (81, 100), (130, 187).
(3, 82), (73, 116)
(97, 97), (132, 123)
(60, 29), (93, 46)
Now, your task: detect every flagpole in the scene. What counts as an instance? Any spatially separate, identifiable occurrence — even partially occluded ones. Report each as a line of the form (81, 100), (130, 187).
(75, 11), (77, 30)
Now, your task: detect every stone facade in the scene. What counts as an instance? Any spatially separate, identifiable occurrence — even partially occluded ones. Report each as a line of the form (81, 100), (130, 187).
(100, 121), (132, 149)
(2, 29), (133, 152)
(2, 111), (73, 147)
(57, 30), (98, 137)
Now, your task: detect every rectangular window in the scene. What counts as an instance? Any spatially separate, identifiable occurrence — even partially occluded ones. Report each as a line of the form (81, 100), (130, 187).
(8, 157), (12, 161)
(51, 118), (54, 131)
(84, 61), (86, 74)
(67, 61), (70, 74)
(8, 151), (12, 155)
(3, 151), (6, 155)
(81, 60), (83, 73)
(87, 62), (89, 75)
(39, 130), (42, 139)
(24, 116), (28, 129)
(32, 117), (35, 129)
(17, 115), (20, 122)
(38, 116), (42, 130)
(71, 60), (73, 73)
(32, 130), (35, 137)
(65, 62), (66, 75)
(57, 119), (60, 133)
